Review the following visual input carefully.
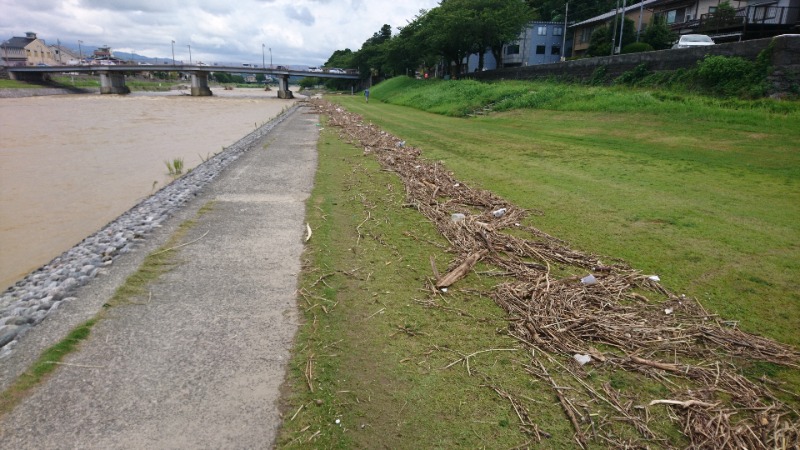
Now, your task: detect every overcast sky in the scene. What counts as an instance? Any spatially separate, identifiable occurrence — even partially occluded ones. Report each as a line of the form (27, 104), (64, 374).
(1, 0), (441, 66)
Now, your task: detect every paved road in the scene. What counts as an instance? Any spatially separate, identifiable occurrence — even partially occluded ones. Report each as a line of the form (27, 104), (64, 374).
(0, 105), (318, 448)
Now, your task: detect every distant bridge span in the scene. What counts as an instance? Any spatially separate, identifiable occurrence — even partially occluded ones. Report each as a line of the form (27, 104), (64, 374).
(7, 64), (361, 98)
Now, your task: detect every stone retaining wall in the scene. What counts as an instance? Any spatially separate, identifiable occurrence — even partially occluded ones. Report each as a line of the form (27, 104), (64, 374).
(468, 34), (800, 94)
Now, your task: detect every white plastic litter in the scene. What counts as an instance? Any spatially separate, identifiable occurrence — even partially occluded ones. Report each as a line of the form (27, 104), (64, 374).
(440, 288), (448, 293)
(451, 213), (466, 223)
(492, 208), (507, 218)
(664, 308), (673, 315)
(580, 274), (597, 286)
(573, 354), (593, 365)
(648, 275), (661, 282)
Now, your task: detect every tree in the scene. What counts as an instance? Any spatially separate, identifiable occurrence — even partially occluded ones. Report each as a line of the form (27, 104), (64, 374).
(641, 16), (676, 50)
(324, 49), (354, 70)
(423, 1), (476, 77)
(526, 0), (617, 22)
(586, 16), (636, 56)
(384, 11), (437, 76)
(475, 0), (536, 70)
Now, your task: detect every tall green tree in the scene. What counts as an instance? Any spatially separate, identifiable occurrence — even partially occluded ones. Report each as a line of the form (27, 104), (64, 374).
(385, 10), (437, 76)
(642, 16), (676, 50)
(526, 0), (618, 22)
(586, 16), (636, 56)
(423, 1), (476, 77)
(475, 0), (536, 70)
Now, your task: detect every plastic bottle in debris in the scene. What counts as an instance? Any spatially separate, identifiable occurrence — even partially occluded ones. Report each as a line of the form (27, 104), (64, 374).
(492, 208), (506, 218)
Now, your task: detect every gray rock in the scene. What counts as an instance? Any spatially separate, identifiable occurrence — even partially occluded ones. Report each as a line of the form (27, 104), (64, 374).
(0, 325), (20, 347)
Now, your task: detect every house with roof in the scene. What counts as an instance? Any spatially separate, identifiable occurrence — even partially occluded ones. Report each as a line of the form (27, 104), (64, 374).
(571, 0), (658, 57)
(650, 0), (799, 41)
(50, 44), (81, 65)
(0, 32), (58, 66)
(464, 21), (574, 72)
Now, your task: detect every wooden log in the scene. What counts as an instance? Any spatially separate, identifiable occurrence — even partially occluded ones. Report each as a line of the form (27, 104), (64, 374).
(435, 249), (488, 288)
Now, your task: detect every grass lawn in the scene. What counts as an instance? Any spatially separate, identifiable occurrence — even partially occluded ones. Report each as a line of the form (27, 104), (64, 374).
(278, 120), (572, 448)
(279, 78), (799, 448)
(342, 78), (800, 348)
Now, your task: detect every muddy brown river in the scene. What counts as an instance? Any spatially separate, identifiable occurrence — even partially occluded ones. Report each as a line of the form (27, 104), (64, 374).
(0, 89), (298, 290)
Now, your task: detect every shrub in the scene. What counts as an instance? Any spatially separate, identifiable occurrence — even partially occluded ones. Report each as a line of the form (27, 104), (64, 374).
(642, 16), (677, 50)
(589, 66), (608, 85)
(622, 42), (654, 54)
(616, 63), (652, 85)
(696, 55), (766, 96)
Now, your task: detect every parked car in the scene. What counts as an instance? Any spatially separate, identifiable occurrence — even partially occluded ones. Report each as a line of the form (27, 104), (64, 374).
(672, 34), (715, 49)
(328, 68), (345, 74)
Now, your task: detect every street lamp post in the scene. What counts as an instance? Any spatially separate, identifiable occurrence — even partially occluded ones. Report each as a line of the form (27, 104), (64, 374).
(187, 44), (192, 64)
(262, 43), (265, 69)
(78, 40), (83, 64)
(269, 47), (272, 69)
(171, 40), (175, 65)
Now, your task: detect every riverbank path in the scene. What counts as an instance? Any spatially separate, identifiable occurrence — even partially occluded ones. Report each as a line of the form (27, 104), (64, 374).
(0, 104), (319, 448)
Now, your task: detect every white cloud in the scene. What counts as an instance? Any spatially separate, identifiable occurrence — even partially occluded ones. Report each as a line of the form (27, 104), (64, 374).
(0, 0), (440, 66)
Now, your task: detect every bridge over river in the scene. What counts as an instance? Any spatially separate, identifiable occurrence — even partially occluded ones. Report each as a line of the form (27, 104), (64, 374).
(7, 64), (360, 98)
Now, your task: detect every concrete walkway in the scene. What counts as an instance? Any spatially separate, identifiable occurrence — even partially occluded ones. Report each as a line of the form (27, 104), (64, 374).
(0, 105), (318, 448)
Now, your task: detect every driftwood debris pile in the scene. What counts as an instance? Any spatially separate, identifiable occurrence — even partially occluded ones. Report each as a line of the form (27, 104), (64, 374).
(313, 99), (800, 448)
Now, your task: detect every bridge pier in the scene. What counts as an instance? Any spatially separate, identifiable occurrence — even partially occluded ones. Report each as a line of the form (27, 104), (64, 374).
(99, 72), (130, 94)
(190, 72), (213, 96)
(277, 75), (293, 99)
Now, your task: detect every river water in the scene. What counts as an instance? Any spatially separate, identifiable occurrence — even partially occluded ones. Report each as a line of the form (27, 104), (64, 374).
(0, 88), (298, 290)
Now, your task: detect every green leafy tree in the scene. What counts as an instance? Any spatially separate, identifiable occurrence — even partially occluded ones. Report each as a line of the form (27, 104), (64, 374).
(702, 1), (740, 32)
(476, 0), (536, 70)
(586, 17), (636, 56)
(526, 0), (617, 22)
(422, 1), (476, 77)
(384, 11), (437, 76)
(642, 16), (676, 50)
(352, 24), (393, 79)
(324, 49), (354, 70)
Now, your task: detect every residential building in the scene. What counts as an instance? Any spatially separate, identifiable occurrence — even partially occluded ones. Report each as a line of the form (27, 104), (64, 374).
(1, 32), (59, 66)
(465, 21), (574, 72)
(651, 0), (800, 41)
(49, 44), (80, 65)
(508, 21), (572, 66)
(571, 0), (658, 57)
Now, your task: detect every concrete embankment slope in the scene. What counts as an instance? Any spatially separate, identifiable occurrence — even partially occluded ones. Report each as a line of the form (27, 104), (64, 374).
(0, 104), (318, 448)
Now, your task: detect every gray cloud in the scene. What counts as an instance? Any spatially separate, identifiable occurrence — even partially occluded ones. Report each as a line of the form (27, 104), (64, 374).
(284, 5), (315, 26)
(1, 0), (440, 66)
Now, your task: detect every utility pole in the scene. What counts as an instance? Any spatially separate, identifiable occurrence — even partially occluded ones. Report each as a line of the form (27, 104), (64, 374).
(187, 44), (192, 64)
(171, 40), (175, 65)
(611, 0), (620, 55)
(269, 47), (272, 69)
(618, 0), (628, 53)
(561, 2), (569, 60)
(78, 40), (83, 64)
(637, 0), (645, 41)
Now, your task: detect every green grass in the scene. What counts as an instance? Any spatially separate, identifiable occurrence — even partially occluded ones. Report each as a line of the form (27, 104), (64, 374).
(0, 79), (45, 89)
(279, 78), (800, 445)
(278, 120), (574, 448)
(344, 77), (800, 349)
(0, 319), (97, 417)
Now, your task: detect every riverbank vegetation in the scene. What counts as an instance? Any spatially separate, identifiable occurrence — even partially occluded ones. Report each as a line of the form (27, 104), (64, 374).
(280, 79), (799, 447)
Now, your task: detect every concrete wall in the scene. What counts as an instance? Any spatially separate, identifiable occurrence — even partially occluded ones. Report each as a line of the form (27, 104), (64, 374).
(468, 34), (799, 93)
